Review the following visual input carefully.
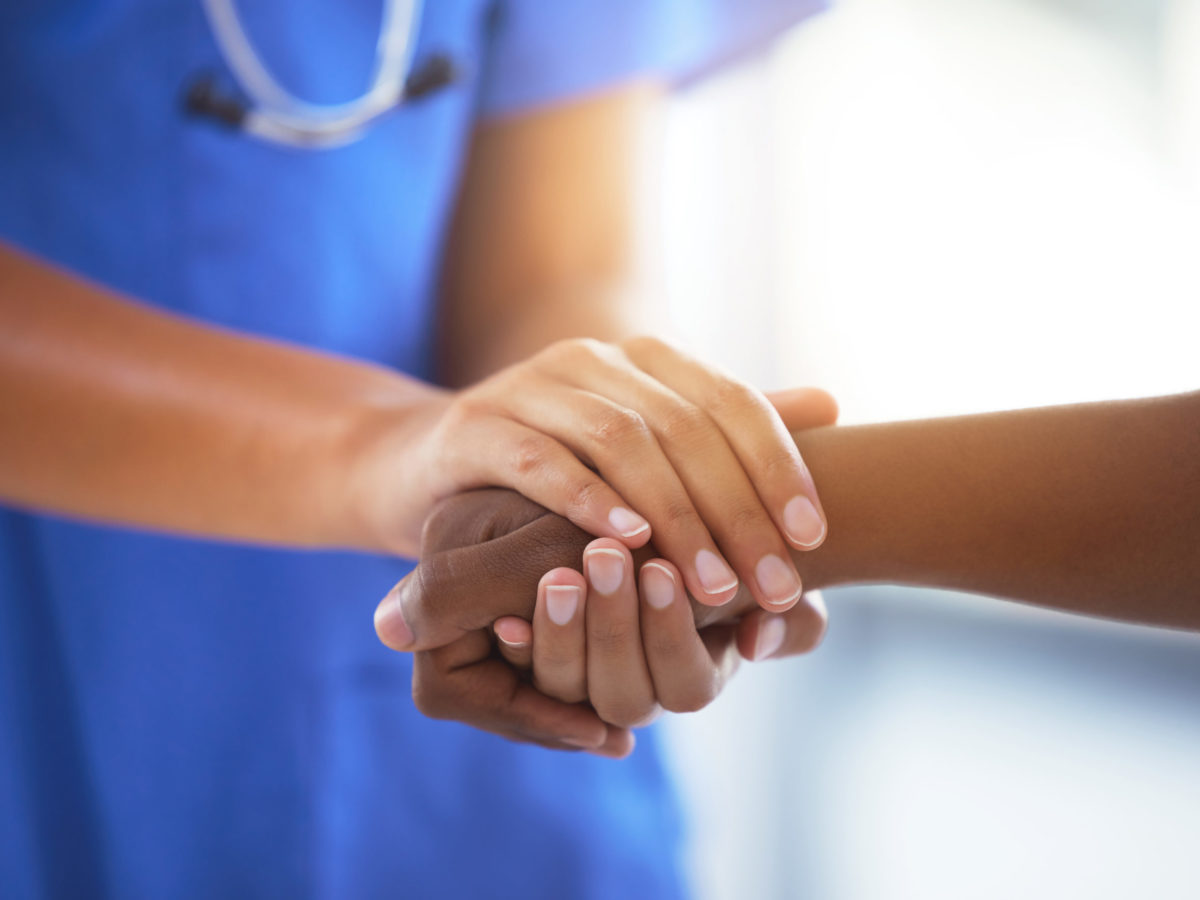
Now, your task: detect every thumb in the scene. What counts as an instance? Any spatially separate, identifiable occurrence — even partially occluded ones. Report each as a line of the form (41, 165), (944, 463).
(765, 387), (839, 432)
(375, 513), (591, 652)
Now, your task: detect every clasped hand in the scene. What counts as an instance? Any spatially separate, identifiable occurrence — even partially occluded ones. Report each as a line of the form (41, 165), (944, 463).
(374, 336), (837, 756)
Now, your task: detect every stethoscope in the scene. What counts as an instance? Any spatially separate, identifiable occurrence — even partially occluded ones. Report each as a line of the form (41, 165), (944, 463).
(185, 0), (457, 148)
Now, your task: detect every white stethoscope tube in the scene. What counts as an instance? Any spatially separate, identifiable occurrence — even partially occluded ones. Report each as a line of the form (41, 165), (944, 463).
(199, 0), (424, 147)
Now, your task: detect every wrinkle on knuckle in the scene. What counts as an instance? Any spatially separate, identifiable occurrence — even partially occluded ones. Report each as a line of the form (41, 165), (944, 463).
(510, 435), (550, 478)
(587, 406), (648, 451)
(565, 478), (607, 521)
(707, 378), (762, 420)
(622, 335), (668, 359)
(660, 500), (701, 532)
(725, 503), (767, 540)
(656, 402), (708, 446)
(588, 621), (635, 655)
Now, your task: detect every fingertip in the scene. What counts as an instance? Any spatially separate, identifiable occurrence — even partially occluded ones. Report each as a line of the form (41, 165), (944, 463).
(608, 506), (652, 545)
(373, 590), (414, 651)
(494, 616), (532, 646)
(539, 567), (587, 591)
(592, 728), (636, 759)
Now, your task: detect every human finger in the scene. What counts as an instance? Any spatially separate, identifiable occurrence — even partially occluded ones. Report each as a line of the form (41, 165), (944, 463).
(374, 492), (591, 652)
(638, 559), (730, 713)
(734, 591), (829, 662)
(582, 539), (660, 729)
(544, 347), (806, 612)
(413, 628), (634, 758)
(495, 382), (741, 607)
(623, 336), (828, 554)
(765, 386), (840, 431)
(530, 569), (589, 704)
(435, 412), (651, 547)
(494, 616), (533, 670)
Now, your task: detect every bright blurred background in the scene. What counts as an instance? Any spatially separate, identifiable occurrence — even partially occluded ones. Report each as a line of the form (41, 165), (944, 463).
(652, 0), (1200, 897)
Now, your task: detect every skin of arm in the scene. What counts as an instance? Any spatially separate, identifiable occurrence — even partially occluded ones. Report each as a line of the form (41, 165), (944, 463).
(0, 241), (440, 555)
(2, 83), (827, 613)
(380, 391), (1200, 748)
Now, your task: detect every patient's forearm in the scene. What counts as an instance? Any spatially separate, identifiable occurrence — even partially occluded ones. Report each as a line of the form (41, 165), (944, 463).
(784, 392), (1200, 627)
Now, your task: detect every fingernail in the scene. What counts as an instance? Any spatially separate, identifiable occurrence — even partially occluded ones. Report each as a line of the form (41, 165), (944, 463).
(695, 549), (738, 596)
(641, 562), (676, 610)
(373, 590), (413, 649)
(756, 554), (803, 608)
(754, 614), (787, 661)
(585, 548), (626, 595)
(545, 585), (581, 625)
(497, 634), (528, 649)
(609, 506), (651, 539)
(784, 496), (825, 548)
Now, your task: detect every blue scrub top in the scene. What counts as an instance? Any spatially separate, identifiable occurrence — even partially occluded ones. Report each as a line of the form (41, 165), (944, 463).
(0, 1), (827, 897)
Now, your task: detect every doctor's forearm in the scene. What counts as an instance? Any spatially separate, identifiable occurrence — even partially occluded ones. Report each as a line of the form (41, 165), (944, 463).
(0, 243), (440, 554)
(784, 393), (1200, 628)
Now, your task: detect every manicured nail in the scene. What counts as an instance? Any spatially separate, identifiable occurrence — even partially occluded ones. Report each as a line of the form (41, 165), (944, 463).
(373, 590), (413, 648)
(609, 506), (651, 539)
(784, 496), (825, 548)
(695, 549), (738, 596)
(585, 548), (626, 595)
(641, 562), (676, 610)
(754, 614), (787, 661)
(756, 554), (803, 608)
(545, 585), (581, 625)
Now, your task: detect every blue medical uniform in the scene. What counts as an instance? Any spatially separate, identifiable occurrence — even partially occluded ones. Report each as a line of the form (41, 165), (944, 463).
(0, 1), (827, 897)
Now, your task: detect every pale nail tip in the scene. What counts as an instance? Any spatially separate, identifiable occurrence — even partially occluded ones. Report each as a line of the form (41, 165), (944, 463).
(784, 496), (827, 547)
(608, 507), (650, 537)
(709, 580), (739, 597)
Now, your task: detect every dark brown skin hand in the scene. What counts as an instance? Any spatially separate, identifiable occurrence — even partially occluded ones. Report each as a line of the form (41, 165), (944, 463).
(384, 488), (825, 755)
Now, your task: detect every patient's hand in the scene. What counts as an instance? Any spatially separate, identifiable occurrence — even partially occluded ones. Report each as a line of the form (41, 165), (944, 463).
(374, 488), (827, 754)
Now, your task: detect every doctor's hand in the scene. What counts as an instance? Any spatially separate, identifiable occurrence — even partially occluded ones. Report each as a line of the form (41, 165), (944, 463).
(376, 386), (835, 752)
(389, 338), (828, 613)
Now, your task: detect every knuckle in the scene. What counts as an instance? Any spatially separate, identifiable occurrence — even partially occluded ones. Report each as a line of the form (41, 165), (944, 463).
(596, 698), (655, 730)
(706, 377), (763, 419)
(657, 402), (710, 446)
(644, 630), (686, 661)
(660, 499), (702, 533)
(588, 621), (636, 655)
(543, 337), (607, 369)
(564, 478), (608, 521)
(662, 678), (718, 714)
(725, 502), (768, 540)
(755, 448), (802, 483)
(587, 406), (649, 450)
(510, 435), (551, 478)
(621, 334), (669, 359)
